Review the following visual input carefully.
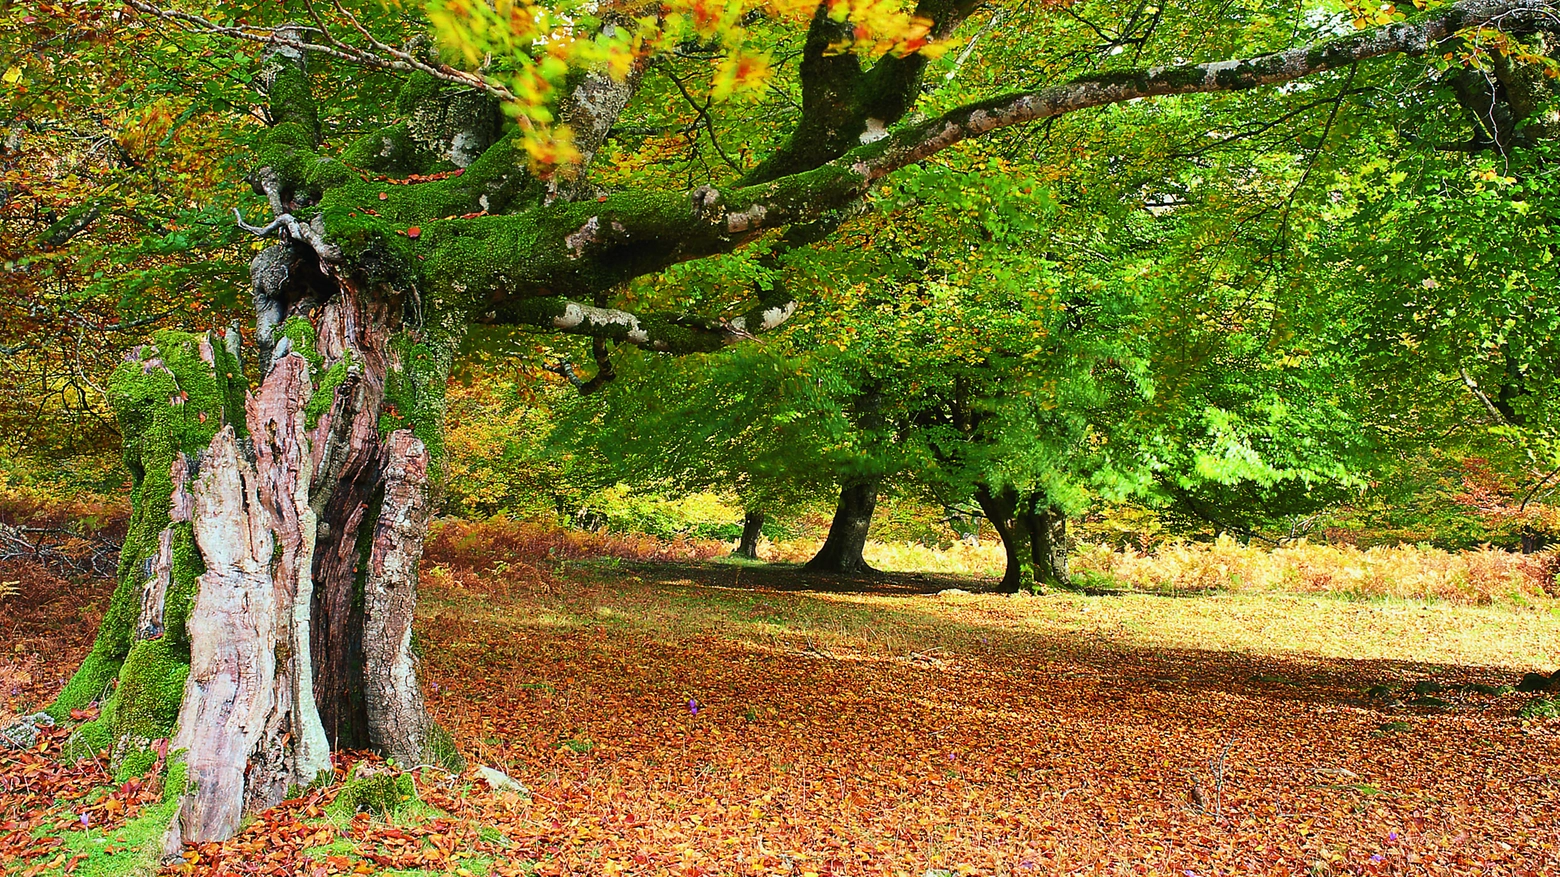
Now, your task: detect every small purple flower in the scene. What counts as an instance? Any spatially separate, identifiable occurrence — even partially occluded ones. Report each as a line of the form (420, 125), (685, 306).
(688, 698), (699, 716)
(1371, 855), (1384, 863)
(1389, 832), (1398, 842)
(80, 812), (90, 829)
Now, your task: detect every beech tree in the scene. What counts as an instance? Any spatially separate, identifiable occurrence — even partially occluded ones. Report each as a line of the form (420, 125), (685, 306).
(9, 0), (1558, 844)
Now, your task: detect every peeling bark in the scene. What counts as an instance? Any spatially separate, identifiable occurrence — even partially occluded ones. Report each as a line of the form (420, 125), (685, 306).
(171, 426), (278, 842)
(248, 355), (332, 796)
(167, 355), (333, 844)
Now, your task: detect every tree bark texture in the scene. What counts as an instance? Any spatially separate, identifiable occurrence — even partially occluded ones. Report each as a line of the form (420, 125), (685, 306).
(976, 487), (1070, 593)
(806, 481), (879, 574)
(733, 510), (765, 559)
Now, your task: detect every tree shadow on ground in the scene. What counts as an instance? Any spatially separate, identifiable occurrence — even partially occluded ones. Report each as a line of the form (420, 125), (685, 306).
(610, 557), (1542, 717)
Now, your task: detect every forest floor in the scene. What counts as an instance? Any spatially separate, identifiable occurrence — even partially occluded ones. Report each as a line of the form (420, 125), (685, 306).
(3, 528), (1560, 876)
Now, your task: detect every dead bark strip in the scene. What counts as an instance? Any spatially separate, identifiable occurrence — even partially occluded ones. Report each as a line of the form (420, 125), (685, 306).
(362, 429), (434, 764)
(247, 354), (332, 802)
(168, 354), (333, 844)
(170, 426), (280, 842)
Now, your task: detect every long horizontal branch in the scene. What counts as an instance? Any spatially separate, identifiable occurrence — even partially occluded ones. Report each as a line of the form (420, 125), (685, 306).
(851, 0), (1557, 181)
(491, 297), (791, 354)
(470, 0), (1552, 303)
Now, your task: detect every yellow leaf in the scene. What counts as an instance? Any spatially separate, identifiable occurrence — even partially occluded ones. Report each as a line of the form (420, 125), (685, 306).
(2, 66), (21, 85)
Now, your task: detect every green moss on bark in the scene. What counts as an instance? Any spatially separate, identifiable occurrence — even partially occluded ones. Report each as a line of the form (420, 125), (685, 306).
(162, 523), (202, 646)
(52, 331), (242, 770)
(380, 333), (455, 471)
(308, 356), (353, 429)
(278, 316), (325, 373)
(110, 638), (188, 744)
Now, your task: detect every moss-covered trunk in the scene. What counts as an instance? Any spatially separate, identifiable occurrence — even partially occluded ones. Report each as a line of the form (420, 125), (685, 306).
(51, 277), (460, 844)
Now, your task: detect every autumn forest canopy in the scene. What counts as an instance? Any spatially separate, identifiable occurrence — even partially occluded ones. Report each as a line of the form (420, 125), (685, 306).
(3, 0), (1560, 871)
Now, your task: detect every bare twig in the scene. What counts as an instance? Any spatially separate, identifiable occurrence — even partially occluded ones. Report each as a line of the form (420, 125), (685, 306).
(123, 0), (517, 102)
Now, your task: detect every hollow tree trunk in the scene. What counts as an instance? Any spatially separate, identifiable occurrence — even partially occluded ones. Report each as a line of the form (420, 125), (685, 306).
(43, 42), (482, 844)
(975, 486), (1070, 593)
(50, 268), (462, 844)
(806, 480), (878, 574)
(733, 510), (765, 559)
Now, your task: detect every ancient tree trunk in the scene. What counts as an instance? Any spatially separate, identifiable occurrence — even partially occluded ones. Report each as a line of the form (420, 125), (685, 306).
(49, 268), (461, 843)
(733, 510), (765, 559)
(805, 481), (878, 574)
(976, 487), (1070, 593)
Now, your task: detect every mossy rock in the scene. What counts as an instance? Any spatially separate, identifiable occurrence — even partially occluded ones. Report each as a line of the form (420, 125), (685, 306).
(327, 765), (417, 820)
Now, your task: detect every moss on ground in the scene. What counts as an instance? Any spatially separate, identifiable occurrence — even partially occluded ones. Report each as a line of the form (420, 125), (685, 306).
(44, 757), (188, 877)
(326, 765), (418, 821)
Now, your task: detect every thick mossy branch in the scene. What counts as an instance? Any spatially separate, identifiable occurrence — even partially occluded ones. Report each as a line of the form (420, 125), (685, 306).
(422, 162), (866, 304)
(266, 63), (320, 143)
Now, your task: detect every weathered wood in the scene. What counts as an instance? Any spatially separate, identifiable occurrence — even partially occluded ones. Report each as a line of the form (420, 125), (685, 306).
(170, 425), (278, 842)
(308, 289), (390, 749)
(247, 353), (332, 808)
(168, 354), (334, 844)
(363, 429), (434, 764)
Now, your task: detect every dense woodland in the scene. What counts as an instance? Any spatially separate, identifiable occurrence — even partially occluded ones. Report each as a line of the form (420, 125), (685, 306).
(3, 0), (1560, 870)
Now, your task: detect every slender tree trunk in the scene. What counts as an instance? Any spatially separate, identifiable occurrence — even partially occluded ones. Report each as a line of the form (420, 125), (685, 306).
(806, 480), (878, 574)
(733, 510), (765, 559)
(976, 486), (1070, 593)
